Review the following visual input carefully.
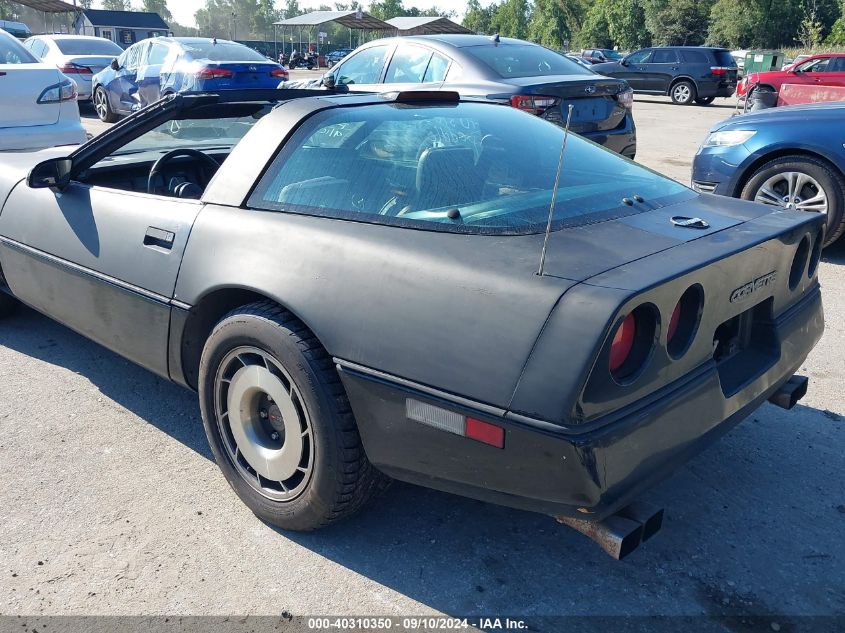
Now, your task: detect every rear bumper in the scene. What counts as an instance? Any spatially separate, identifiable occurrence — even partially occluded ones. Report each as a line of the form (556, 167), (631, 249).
(581, 112), (637, 159)
(0, 104), (86, 152)
(695, 80), (737, 98)
(339, 284), (822, 520)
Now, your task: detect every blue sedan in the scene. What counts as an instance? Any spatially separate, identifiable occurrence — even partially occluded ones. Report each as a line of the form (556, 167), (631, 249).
(91, 37), (288, 122)
(692, 103), (845, 246)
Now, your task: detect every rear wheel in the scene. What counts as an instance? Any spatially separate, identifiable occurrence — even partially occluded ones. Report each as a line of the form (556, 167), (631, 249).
(670, 80), (696, 105)
(694, 96), (715, 105)
(198, 301), (388, 531)
(94, 87), (118, 123)
(741, 155), (845, 246)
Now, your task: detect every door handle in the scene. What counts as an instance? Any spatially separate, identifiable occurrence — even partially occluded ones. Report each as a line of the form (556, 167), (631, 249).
(143, 226), (175, 250)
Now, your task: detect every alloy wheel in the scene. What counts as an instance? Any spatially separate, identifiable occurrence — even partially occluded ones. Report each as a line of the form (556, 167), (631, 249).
(214, 346), (314, 501)
(94, 89), (108, 120)
(673, 84), (692, 103)
(753, 171), (828, 216)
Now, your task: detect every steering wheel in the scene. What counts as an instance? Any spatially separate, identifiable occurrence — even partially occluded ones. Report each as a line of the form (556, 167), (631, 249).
(147, 148), (221, 196)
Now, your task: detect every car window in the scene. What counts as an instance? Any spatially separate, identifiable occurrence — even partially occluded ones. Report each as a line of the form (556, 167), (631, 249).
(335, 45), (390, 85)
(798, 57), (830, 72)
(680, 50), (707, 63)
(713, 50), (736, 66)
(384, 45), (432, 83)
(626, 49), (652, 64)
(651, 49), (678, 64)
(0, 33), (38, 64)
(120, 43), (142, 70)
(24, 38), (45, 58)
(248, 102), (692, 235)
(148, 43), (169, 65)
(424, 52), (450, 82)
(180, 40), (267, 62)
(54, 38), (123, 56)
(829, 57), (845, 72)
(465, 44), (592, 78)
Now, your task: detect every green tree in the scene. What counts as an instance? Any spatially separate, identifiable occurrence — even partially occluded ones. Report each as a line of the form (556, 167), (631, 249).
(644, 0), (714, 45)
(463, 0), (498, 34)
(490, 0), (529, 39)
(141, 0), (173, 23)
(826, 2), (845, 44)
(101, 0), (132, 10)
(575, 0), (649, 49)
(528, 0), (569, 48)
(369, 0), (408, 20)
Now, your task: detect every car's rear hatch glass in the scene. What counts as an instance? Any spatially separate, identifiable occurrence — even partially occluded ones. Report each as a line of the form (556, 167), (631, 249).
(465, 43), (593, 78)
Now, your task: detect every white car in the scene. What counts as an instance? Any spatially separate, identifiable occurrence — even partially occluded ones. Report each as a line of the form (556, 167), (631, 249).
(23, 34), (123, 102)
(0, 29), (86, 152)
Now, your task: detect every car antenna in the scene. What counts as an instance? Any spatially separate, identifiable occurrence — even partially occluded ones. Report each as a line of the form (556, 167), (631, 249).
(537, 104), (574, 277)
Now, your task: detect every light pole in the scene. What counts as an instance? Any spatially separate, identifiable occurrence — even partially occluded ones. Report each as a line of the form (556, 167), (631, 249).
(231, 11), (237, 40)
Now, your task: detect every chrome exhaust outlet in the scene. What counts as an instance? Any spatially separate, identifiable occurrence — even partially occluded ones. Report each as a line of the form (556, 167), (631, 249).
(617, 502), (664, 542)
(556, 514), (644, 560)
(768, 374), (808, 410)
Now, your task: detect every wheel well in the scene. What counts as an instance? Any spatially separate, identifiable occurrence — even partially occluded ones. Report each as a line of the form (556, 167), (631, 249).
(733, 148), (845, 197)
(668, 76), (696, 93)
(177, 288), (318, 390)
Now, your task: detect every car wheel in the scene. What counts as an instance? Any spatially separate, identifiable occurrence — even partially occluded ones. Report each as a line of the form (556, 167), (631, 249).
(694, 96), (715, 105)
(741, 155), (845, 246)
(198, 301), (388, 531)
(94, 87), (118, 123)
(327, 60), (334, 68)
(670, 80), (696, 105)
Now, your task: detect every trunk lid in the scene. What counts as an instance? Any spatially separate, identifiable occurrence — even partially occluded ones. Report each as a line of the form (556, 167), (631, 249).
(64, 55), (114, 74)
(0, 64), (63, 128)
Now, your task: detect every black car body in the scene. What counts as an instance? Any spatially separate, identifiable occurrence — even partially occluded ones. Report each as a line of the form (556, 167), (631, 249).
(593, 46), (738, 105)
(0, 90), (823, 552)
(325, 35), (636, 158)
(581, 48), (623, 64)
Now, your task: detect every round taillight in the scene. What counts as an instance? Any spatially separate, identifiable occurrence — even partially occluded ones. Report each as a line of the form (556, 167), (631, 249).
(667, 285), (704, 359)
(609, 313), (636, 373)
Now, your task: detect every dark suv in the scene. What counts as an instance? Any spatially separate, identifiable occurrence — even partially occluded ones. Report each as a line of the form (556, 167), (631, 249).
(592, 46), (738, 105)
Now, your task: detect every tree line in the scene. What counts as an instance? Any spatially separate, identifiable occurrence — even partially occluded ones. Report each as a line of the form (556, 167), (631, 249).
(3, 0), (845, 49)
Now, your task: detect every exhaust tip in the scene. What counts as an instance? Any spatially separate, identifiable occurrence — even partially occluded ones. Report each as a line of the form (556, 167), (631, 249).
(618, 502), (664, 542)
(768, 374), (808, 410)
(556, 514), (644, 560)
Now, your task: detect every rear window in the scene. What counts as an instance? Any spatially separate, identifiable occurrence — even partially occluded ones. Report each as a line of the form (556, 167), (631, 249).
(180, 40), (267, 62)
(54, 38), (123, 56)
(466, 44), (592, 78)
(249, 102), (692, 235)
(713, 50), (736, 67)
(0, 33), (37, 64)
(680, 50), (707, 63)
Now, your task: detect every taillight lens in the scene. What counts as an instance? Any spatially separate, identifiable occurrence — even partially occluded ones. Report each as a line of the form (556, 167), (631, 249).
(710, 66), (730, 76)
(510, 94), (559, 115)
(609, 313), (636, 373)
(195, 67), (235, 80)
(405, 399), (505, 449)
(667, 285), (704, 359)
(59, 63), (92, 75)
(667, 302), (682, 343)
(617, 86), (634, 109)
(270, 68), (288, 78)
(37, 79), (77, 104)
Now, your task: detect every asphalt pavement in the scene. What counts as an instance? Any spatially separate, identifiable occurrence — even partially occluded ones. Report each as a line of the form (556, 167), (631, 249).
(1, 89), (844, 627)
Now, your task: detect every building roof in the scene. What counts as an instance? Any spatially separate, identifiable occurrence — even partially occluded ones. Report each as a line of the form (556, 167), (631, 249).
(385, 17), (472, 35)
(12, 0), (76, 12)
(274, 11), (392, 31)
(82, 9), (169, 30)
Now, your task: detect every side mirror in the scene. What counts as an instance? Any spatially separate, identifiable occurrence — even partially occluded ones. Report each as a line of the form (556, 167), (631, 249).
(321, 72), (336, 89)
(110, 58), (120, 71)
(28, 157), (72, 190)
(620, 58), (629, 67)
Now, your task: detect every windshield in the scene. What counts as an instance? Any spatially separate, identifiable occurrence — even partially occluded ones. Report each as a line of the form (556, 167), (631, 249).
(601, 49), (623, 60)
(249, 102), (692, 235)
(180, 40), (268, 62)
(0, 32), (37, 64)
(112, 108), (271, 157)
(466, 44), (593, 78)
(55, 38), (123, 56)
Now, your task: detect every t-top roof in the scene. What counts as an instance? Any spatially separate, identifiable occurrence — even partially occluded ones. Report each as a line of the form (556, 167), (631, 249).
(11, 0), (76, 12)
(274, 10), (392, 31)
(385, 17), (472, 34)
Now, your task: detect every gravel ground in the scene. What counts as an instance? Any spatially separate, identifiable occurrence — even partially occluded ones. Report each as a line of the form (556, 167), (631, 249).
(1, 90), (844, 626)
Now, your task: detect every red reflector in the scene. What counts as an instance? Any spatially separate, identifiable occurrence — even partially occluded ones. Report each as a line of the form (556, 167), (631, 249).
(465, 417), (505, 449)
(609, 313), (636, 373)
(667, 301), (682, 342)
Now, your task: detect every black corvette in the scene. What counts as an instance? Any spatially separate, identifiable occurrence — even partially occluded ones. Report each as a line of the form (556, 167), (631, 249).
(0, 89), (824, 558)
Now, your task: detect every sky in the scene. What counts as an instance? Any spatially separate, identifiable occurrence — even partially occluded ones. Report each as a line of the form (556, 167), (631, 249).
(93, 1), (473, 28)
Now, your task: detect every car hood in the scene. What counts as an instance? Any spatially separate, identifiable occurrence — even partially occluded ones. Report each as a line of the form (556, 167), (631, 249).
(711, 101), (845, 131)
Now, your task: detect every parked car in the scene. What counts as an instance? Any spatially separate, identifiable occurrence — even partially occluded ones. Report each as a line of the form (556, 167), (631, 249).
(693, 102), (845, 246)
(91, 37), (288, 122)
(782, 54), (811, 70)
(593, 46), (738, 105)
(581, 48), (623, 64)
(0, 28), (86, 151)
(737, 53), (845, 100)
(325, 47), (353, 68)
(23, 34), (124, 102)
(0, 19), (31, 40)
(323, 35), (636, 158)
(566, 53), (595, 70)
(0, 88), (824, 558)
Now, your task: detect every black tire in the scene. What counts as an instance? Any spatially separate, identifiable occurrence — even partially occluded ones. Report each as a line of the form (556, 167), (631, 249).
(741, 155), (845, 246)
(0, 291), (20, 319)
(694, 96), (715, 105)
(670, 80), (696, 105)
(93, 86), (118, 123)
(198, 301), (388, 531)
